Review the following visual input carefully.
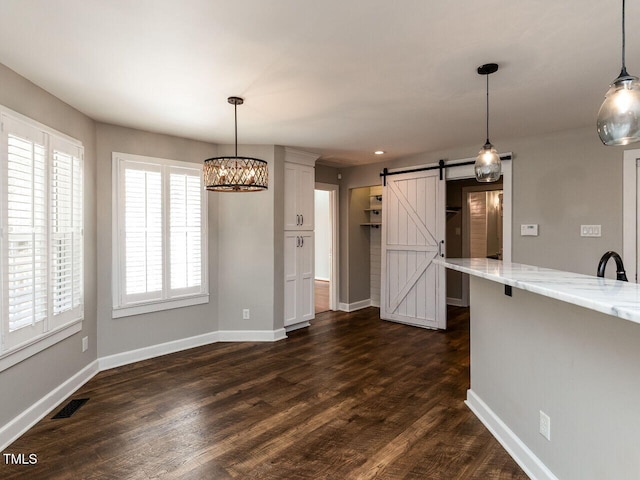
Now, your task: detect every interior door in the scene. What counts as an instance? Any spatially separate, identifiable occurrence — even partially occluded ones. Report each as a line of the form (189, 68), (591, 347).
(380, 169), (446, 329)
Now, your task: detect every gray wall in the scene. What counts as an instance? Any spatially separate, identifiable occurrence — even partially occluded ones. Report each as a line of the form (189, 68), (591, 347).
(216, 144), (281, 332)
(338, 126), (625, 304)
(471, 276), (640, 479)
(0, 64), (97, 427)
(315, 164), (340, 185)
(347, 187), (372, 304)
(96, 123), (219, 357)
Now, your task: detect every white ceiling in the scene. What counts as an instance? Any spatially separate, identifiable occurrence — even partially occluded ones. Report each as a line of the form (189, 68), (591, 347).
(0, 0), (635, 167)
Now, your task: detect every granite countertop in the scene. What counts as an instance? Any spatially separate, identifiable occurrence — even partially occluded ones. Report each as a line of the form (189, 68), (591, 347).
(435, 258), (640, 324)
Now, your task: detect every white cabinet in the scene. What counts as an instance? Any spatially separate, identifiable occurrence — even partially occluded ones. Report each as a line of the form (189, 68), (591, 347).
(283, 148), (318, 330)
(284, 231), (314, 328)
(284, 162), (315, 231)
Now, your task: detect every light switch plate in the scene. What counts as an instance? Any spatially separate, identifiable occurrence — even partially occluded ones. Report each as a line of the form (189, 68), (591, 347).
(521, 224), (539, 236)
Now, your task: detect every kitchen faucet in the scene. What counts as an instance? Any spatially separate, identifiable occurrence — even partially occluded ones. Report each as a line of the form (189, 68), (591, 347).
(597, 251), (628, 281)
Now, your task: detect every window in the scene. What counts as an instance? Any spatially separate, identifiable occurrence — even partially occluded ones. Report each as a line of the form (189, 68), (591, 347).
(112, 153), (208, 317)
(0, 108), (84, 370)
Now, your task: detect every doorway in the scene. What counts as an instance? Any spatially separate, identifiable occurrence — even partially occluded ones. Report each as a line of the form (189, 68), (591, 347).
(445, 177), (504, 306)
(314, 183), (339, 312)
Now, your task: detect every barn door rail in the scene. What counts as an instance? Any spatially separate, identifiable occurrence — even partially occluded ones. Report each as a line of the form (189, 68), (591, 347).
(380, 153), (512, 185)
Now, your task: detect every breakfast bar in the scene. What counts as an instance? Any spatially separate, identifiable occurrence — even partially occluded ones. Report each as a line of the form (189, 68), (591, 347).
(437, 258), (640, 480)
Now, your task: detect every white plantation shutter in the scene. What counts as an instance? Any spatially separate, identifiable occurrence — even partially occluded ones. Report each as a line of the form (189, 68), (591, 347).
(6, 132), (47, 338)
(50, 138), (83, 327)
(122, 163), (163, 302)
(169, 168), (202, 294)
(113, 154), (207, 316)
(1, 112), (84, 355)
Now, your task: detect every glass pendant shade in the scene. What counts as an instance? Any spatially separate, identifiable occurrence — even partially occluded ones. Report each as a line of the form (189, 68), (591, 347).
(475, 142), (501, 183)
(597, 74), (640, 145)
(475, 63), (501, 182)
(203, 157), (268, 191)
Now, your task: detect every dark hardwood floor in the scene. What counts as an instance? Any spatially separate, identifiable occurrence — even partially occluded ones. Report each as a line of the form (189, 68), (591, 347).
(315, 279), (330, 313)
(2, 307), (527, 479)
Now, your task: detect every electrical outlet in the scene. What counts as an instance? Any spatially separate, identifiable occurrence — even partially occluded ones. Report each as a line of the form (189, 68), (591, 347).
(539, 410), (551, 441)
(242, 309), (250, 320)
(82, 336), (88, 352)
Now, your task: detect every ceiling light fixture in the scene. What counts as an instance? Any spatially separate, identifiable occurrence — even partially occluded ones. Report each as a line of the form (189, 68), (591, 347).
(597, 0), (640, 145)
(203, 96), (268, 192)
(475, 63), (501, 183)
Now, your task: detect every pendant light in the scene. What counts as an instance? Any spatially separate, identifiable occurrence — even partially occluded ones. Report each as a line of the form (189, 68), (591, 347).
(597, 0), (640, 146)
(475, 63), (501, 183)
(204, 96), (268, 192)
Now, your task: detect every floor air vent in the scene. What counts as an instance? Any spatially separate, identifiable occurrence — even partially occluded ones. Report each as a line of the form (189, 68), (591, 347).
(52, 398), (89, 419)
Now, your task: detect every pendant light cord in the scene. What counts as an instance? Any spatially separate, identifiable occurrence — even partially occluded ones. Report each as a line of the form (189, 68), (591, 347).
(622, 0), (629, 76)
(485, 73), (490, 144)
(234, 102), (238, 157)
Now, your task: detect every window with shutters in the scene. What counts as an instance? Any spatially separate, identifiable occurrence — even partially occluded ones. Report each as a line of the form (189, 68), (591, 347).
(0, 108), (84, 370)
(112, 153), (208, 318)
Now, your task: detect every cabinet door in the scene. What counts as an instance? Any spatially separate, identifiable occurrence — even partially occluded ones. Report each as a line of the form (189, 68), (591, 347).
(297, 164), (315, 231)
(284, 163), (300, 230)
(299, 232), (315, 322)
(284, 232), (299, 326)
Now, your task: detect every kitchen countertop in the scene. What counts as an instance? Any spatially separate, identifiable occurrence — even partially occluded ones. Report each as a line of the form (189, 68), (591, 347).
(436, 258), (640, 324)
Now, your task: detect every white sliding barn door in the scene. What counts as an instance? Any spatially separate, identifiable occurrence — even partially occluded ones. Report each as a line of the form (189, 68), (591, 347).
(381, 169), (446, 329)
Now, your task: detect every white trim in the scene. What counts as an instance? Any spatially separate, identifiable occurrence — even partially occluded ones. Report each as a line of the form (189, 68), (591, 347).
(0, 359), (99, 452)
(0, 105), (83, 147)
(315, 182), (340, 311)
(285, 321), (311, 333)
(112, 294), (209, 319)
(339, 299), (372, 312)
(2, 328), (293, 451)
(98, 331), (220, 370)
(446, 297), (466, 307)
(444, 154), (512, 263)
(466, 389), (559, 480)
(219, 329), (287, 342)
(622, 149), (640, 283)
(284, 147), (320, 166)
(0, 321), (82, 373)
(314, 276), (330, 282)
(111, 152), (209, 315)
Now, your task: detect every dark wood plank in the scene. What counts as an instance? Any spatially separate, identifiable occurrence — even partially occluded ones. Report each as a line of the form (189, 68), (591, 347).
(1, 307), (528, 479)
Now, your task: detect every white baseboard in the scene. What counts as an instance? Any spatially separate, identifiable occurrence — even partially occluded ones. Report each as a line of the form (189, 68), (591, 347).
(338, 299), (372, 312)
(99, 331), (220, 371)
(0, 359), (99, 452)
(2, 327), (290, 451)
(447, 297), (466, 307)
(285, 321), (311, 333)
(466, 389), (559, 480)
(219, 329), (287, 342)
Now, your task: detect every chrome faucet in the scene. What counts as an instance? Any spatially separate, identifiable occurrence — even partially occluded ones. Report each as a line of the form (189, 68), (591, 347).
(597, 251), (628, 281)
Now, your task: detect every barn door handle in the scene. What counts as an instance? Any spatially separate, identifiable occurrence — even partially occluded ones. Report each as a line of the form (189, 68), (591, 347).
(438, 240), (445, 257)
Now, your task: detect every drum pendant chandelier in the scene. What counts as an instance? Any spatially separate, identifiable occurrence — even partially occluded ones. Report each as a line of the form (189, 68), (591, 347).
(203, 96), (268, 192)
